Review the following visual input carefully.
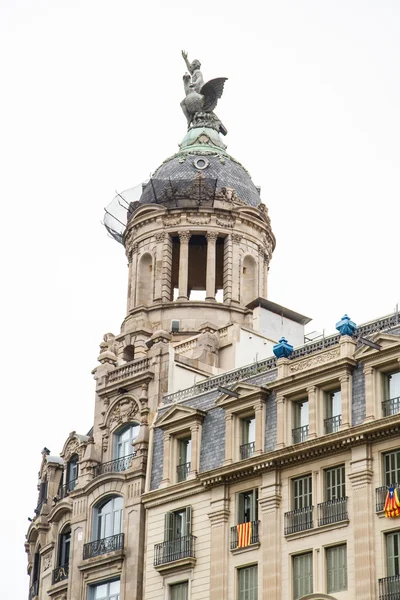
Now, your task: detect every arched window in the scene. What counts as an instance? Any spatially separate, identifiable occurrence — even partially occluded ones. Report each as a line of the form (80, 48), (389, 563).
(137, 253), (153, 306)
(93, 496), (123, 540)
(66, 454), (79, 492)
(114, 423), (140, 461)
(53, 525), (70, 583)
(30, 547), (41, 597)
(242, 255), (257, 305)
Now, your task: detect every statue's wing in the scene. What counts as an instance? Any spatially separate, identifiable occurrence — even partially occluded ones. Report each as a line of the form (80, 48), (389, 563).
(200, 77), (228, 112)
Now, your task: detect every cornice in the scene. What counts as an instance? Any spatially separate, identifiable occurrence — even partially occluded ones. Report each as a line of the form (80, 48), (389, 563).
(142, 480), (205, 508)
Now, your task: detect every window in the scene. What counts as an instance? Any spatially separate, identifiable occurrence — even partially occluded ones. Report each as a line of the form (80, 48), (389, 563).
(237, 489), (258, 524)
(240, 416), (255, 460)
(115, 423), (140, 460)
(326, 544), (347, 593)
(122, 345), (135, 362)
(156, 507), (194, 565)
(386, 531), (400, 577)
(325, 390), (342, 433)
(293, 399), (309, 443)
(325, 465), (346, 500)
(66, 455), (79, 492)
(383, 372), (400, 416)
(89, 580), (120, 600)
(94, 496), (123, 540)
(285, 475), (313, 534)
(177, 437), (191, 482)
(293, 475), (312, 510)
(53, 526), (70, 583)
(170, 581), (188, 600)
(384, 450), (400, 486)
(165, 507), (192, 541)
(238, 565), (258, 600)
(293, 552), (313, 599)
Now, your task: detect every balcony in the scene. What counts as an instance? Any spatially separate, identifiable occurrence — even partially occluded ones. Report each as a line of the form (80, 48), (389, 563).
(376, 484), (400, 512)
(93, 454), (135, 478)
(382, 397), (400, 417)
(29, 581), (39, 599)
(52, 563), (69, 584)
(154, 534), (196, 567)
(292, 425), (309, 444)
(318, 497), (348, 526)
(58, 479), (77, 499)
(107, 358), (150, 384)
(324, 414), (342, 434)
(34, 499), (46, 516)
(379, 575), (400, 600)
(83, 533), (124, 560)
(240, 441), (255, 460)
(177, 462), (191, 482)
(284, 506), (313, 535)
(230, 520), (259, 550)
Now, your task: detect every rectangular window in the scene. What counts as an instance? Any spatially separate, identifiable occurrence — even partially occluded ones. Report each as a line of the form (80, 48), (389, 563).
(238, 565), (258, 600)
(325, 465), (346, 500)
(164, 507), (192, 541)
(293, 475), (312, 510)
(240, 416), (255, 459)
(89, 580), (120, 600)
(177, 437), (191, 482)
(326, 545), (347, 593)
(383, 372), (400, 416)
(387, 531), (400, 577)
(170, 581), (188, 600)
(325, 390), (342, 433)
(237, 489), (258, 524)
(384, 450), (400, 486)
(293, 553), (313, 599)
(293, 400), (309, 443)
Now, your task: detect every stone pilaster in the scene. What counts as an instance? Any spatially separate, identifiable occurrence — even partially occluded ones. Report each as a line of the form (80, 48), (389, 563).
(159, 432), (171, 488)
(339, 371), (352, 429)
(263, 252), (269, 299)
(223, 234), (233, 302)
(161, 233), (172, 302)
(188, 422), (201, 478)
(153, 232), (165, 302)
(208, 488), (230, 600)
(206, 232), (218, 300)
(254, 401), (264, 455)
(223, 413), (233, 464)
(307, 385), (318, 439)
(178, 231), (191, 300)
(259, 470), (281, 600)
(364, 365), (376, 422)
(231, 233), (242, 303)
(276, 394), (286, 448)
(258, 246), (265, 298)
(129, 243), (138, 310)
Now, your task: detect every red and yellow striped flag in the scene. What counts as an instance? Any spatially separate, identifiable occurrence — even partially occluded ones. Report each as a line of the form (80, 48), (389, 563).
(237, 522), (252, 548)
(384, 487), (400, 518)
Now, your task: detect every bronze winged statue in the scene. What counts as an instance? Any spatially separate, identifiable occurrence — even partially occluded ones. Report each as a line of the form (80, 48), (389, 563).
(180, 50), (228, 135)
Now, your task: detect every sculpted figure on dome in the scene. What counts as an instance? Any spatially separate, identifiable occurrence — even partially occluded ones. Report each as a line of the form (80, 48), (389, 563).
(180, 50), (228, 135)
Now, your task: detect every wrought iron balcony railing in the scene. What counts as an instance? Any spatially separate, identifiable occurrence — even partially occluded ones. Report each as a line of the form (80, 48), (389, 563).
(52, 563), (69, 584)
(292, 425), (309, 444)
(83, 533), (124, 560)
(58, 479), (77, 499)
(284, 506), (314, 535)
(240, 441), (255, 460)
(382, 397), (400, 417)
(154, 534), (196, 566)
(230, 520), (260, 549)
(177, 462), (191, 482)
(379, 575), (400, 600)
(324, 414), (342, 434)
(376, 484), (400, 512)
(317, 497), (348, 526)
(93, 454), (135, 478)
(29, 580), (39, 599)
(34, 500), (46, 516)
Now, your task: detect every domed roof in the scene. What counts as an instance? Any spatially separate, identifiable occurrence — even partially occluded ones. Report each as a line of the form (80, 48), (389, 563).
(138, 127), (262, 208)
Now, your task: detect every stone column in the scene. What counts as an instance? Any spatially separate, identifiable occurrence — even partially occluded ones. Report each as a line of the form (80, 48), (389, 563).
(231, 233), (242, 303)
(364, 365), (376, 422)
(129, 243), (138, 310)
(188, 422), (201, 478)
(208, 488), (230, 600)
(258, 246), (265, 297)
(206, 232), (218, 301)
(276, 394), (286, 449)
(178, 231), (191, 300)
(263, 253), (269, 299)
(159, 432), (171, 487)
(307, 385), (318, 439)
(223, 412), (233, 464)
(223, 235), (233, 302)
(348, 444), (375, 599)
(259, 470), (281, 600)
(340, 371), (352, 429)
(153, 232), (165, 302)
(161, 233), (173, 302)
(126, 250), (133, 314)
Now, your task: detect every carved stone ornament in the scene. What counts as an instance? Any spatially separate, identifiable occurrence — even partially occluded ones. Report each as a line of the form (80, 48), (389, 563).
(178, 231), (191, 243)
(64, 438), (80, 460)
(289, 348), (341, 373)
(187, 215), (211, 225)
(43, 552), (52, 571)
(215, 186), (238, 203)
(102, 434), (109, 453)
(232, 233), (242, 244)
(109, 398), (140, 429)
(155, 231), (165, 242)
(216, 217), (235, 228)
(163, 216), (181, 227)
(206, 231), (219, 242)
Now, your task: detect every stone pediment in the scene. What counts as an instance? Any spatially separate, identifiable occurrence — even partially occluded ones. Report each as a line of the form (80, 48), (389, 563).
(354, 332), (400, 361)
(156, 404), (206, 429)
(215, 382), (267, 408)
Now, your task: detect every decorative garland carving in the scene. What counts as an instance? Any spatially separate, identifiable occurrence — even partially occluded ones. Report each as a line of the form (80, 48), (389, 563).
(289, 348), (341, 373)
(216, 217), (235, 228)
(163, 216), (181, 227)
(109, 398), (140, 429)
(187, 215), (211, 225)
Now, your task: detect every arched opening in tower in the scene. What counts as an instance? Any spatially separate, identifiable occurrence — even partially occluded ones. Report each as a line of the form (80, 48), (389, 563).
(137, 253), (153, 305)
(188, 235), (207, 300)
(242, 254), (257, 305)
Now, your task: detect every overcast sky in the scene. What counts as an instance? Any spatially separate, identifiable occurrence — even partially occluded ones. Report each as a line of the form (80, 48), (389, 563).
(1, 1), (399, 596)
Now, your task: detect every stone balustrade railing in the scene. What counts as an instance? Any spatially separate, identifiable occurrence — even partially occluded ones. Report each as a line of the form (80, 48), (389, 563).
(107, 358), (150, 384)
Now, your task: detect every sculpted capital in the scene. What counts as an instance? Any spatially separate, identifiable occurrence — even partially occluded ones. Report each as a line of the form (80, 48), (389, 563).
(179, 231), (191, 243)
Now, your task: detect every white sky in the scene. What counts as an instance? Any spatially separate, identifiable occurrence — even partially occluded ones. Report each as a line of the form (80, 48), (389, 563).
(0, 1), (399, 596)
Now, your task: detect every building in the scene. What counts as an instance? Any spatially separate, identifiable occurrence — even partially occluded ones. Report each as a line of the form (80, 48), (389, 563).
(25, 56), (400, 600)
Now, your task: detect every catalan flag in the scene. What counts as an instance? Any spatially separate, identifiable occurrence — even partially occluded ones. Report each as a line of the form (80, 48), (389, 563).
(384, 487), (400, 518)
(237, 522), (252, 548)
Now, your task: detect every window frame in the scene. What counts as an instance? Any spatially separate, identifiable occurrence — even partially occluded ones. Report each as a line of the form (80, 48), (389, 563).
(386, 530), (400, 577)
(169, 580), (189, 600)
(57, 524), (71, 567)
(325, 464), (346, 501)
(292, 551), (313, 600)
(113, 422), (140, 460)
(237, 563), (258, 600)
(92, 495), (124, 541)
(88, 579), (120, 600)
(236, 488), (258, 524)
(326, 543), (347, 593)
(292, 474), (312, 510)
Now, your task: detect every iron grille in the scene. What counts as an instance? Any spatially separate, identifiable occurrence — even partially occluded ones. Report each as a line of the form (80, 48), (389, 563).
(240, 442), (255, 460)
(376, 484), (399, 512)
(29, 581), (39, 600)
(177, 462), (191, 482)
(230, 520), (259, 549)
(383, 397), (400, 417)
(379, 575), (400, 600)
(52, 563), (69, 584)
(292, 425), (309, 444)
(324, 414), (342, 434)
(93, 454), (135, 478)
(284, 506), (313, 535)
(58, 479), (77, 499)
(154, 534), (196, 566)
(83, 533), (124, 560)
(317, 497), (348, 526)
